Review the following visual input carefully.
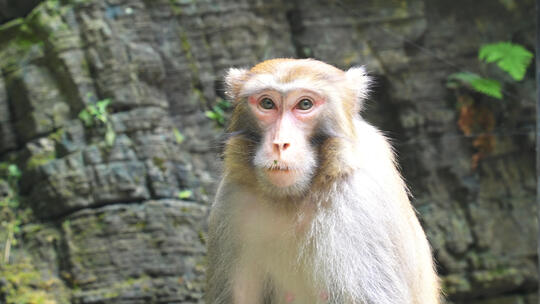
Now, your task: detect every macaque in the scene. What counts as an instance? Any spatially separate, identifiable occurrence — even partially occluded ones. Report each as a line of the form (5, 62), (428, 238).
(206, 58), (440, 304)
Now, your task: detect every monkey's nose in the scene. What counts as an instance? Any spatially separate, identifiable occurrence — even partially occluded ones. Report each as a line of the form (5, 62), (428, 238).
(273, 142), (291, 154)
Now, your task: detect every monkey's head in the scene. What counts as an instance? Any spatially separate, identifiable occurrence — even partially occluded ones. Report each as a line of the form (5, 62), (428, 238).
(224, 58), (370, 197)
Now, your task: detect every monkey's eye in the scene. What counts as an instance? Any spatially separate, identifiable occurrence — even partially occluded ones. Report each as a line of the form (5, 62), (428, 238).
(259, 98), (275, 110)
(296, 99), (313, 110)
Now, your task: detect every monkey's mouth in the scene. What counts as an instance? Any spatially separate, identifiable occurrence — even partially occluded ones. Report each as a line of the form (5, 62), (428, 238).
(261, 164), (303, 188)
(265, 164), (294, 172)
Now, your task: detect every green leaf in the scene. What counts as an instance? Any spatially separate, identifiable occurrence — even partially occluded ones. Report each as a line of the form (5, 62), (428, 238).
(12, 220), (21, 233)
(178, 189), (193, 199)
(217, 99), (232, 110)
(212, 105), (225, 116)
(448, 72), (502, 99)
(205, 111), (218, 120)
(87, 104), (98, 116)
(218, 115), (225, 125)
(96, 114), (108, 124)
(96, 99), (111, 114)
(478, 42), (533, 81)
(173, 128), (185, 144)
(78, 109), (93, 126)
(7, 164), (21, 179)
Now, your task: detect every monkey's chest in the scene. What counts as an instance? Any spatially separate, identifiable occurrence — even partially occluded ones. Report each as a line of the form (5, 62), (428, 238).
(237, 199), (314, 257)
(237, 202), (324, 303)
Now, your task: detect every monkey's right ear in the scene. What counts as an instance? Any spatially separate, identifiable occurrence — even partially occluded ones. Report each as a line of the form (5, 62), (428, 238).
(345, 66), (371, 102)
(224, 68), (250, 101)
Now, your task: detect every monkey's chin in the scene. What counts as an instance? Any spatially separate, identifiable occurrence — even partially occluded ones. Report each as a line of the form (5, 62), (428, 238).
(265, 169), (299, 188)
(256, 168), (312, 198)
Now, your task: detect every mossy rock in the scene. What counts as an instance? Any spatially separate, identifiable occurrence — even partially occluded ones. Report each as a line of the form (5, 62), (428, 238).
(0, 260), (64, 304)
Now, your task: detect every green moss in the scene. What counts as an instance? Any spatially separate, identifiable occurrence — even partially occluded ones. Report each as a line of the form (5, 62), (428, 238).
(0, 18), (25, 33)
(471, 267), (520, 285)
(179, 31), (199, 77)
(169, 0), (183, 14)
(0, 0), (82, 70)
(499, 0), (516, 10)
(0, 18), (39, 48)
(152, 157), (167, 172)
(0, 260), (60, 304)
(61, 220), (70, 232)
(134, 221), (147, 230)
(74, 276), (151, 301)
(63, 0), (91, 4)
(197, 230), (206, 245)
(102, 291), (120, 299)
(22, 223), (43, 235)
(48, 128), (64, 143)
(441, 274), (471, 295)
(26, 151), (56, 170)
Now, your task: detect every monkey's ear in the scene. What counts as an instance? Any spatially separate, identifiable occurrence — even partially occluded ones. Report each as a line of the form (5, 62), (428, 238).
(345, 66), (371, 107)
(224, 68), (250, 101)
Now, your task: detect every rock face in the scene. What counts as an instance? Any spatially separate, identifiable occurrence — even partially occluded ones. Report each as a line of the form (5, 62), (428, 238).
(0, 0), (536, 303)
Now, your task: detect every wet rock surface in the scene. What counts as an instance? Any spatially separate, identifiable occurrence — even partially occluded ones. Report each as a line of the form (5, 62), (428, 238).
(0, 0), (536, 303)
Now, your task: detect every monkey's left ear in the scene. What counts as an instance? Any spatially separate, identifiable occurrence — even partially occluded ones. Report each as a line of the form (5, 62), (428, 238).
(224, 68), (250, 101)
(345, 66), (371, 109)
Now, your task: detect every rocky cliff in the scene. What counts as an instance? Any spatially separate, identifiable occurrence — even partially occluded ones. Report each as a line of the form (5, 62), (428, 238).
(0, 0), (536, 303)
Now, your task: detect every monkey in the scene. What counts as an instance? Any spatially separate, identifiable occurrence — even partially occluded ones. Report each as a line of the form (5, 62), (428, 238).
(206, 58), (440, 304)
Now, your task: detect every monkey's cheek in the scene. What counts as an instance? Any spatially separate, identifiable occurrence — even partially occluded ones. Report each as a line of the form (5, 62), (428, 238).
(265, 170), (300, 188)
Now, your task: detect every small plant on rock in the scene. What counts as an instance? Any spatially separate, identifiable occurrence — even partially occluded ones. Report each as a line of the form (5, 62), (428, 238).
(205, 99), (232, 127)
(178, 189), (193, 199)
(78, 98), (116, 147)
(446, 42), (533, 168)
(447, 42), (533, 99)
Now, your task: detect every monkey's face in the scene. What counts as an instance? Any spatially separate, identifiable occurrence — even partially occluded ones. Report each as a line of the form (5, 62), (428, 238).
(225, 59), (371, 197)
(248, 89), (324, 194)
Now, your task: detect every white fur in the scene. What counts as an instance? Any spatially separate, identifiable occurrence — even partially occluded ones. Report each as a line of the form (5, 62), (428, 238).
(224, 68), (249, 99)
(207, 118), (439, 304)
(208, 60), (438, 304)
(345, 66), (371, 101)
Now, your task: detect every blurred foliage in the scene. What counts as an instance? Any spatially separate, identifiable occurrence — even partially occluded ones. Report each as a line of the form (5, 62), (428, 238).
(178, 189), (193, 199)
(205, 99), (232, 127)
(447, 42), (533, 99)
(173, 128), (185, 144)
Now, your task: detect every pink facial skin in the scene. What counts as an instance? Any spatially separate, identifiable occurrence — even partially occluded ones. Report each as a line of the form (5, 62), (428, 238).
(249, 89), (325, 189)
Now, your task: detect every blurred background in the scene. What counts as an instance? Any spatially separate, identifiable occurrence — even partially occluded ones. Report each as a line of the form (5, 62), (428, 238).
(0, 0), (536, 303)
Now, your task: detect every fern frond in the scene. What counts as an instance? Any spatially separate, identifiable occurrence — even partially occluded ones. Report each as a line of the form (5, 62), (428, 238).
(478, 42), (533, 81)
(448, 72), (502, 99)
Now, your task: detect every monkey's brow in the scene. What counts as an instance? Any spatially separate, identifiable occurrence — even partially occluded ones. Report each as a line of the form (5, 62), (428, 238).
(239, 75), (327, 98)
